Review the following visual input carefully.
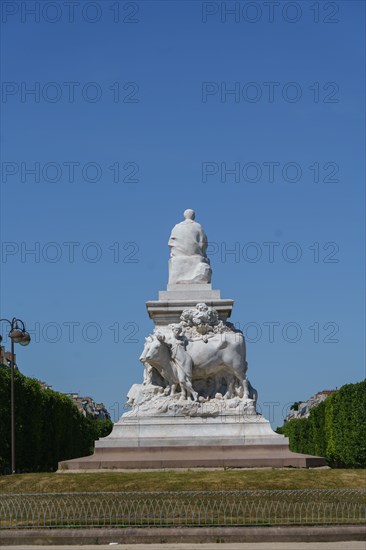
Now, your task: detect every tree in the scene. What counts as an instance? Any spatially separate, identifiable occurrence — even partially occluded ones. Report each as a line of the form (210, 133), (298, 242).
(0, 368), (108, 472)
(277, 381), (366, 467)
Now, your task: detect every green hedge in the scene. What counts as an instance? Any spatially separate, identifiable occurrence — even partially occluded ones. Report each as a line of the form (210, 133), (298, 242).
(277, 381), (366, 467)
(0, 367), (112, 472)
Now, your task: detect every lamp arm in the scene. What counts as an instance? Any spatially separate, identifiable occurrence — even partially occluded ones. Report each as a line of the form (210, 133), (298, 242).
(11, 318), (26, 331)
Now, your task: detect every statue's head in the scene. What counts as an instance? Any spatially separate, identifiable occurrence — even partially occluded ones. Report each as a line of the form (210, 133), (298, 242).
(170, 324), (182, 336)
(183, 209), (195, 220)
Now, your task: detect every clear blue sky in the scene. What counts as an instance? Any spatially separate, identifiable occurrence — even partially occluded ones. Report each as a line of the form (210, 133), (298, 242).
(1, 0), (364, 428)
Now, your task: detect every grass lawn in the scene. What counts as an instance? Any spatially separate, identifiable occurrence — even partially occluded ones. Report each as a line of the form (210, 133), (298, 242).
(0, 469), (365, 494)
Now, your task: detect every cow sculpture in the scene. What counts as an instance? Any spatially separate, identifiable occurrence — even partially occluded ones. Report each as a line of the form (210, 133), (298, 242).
(140, 333), (198, 400)
(139, 323), (249, 400)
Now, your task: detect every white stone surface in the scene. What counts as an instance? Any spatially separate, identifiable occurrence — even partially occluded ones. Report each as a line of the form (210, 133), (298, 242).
(96, 411), (287, 448)
(167, 284), (213, 292)
(125, 384), (256, 416)
(168, 256), (212, 285)
(139, 305), (251, 401)
(146, 299), (234, 325)
(159, 287), (221, 301)
(168, 209), (212, 285)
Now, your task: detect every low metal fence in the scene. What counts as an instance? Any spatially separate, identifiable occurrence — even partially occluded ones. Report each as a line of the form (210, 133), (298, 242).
(0, 489), (365, 529)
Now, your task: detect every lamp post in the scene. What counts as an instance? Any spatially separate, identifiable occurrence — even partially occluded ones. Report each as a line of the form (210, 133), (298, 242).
(0, 318), (31, 474)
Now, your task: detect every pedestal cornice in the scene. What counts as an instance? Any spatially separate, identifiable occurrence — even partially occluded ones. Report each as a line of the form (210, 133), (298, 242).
(146, 298), (234, 325)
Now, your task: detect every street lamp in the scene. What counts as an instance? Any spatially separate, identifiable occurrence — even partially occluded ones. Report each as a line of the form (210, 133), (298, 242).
(0, 317), (31, 474)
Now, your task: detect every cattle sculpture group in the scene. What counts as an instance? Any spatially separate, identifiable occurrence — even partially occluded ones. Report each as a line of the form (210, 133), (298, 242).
(139, 303), (255, 402)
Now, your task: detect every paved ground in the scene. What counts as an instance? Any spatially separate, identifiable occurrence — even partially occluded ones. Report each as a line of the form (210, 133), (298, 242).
(1, 544), (365, 549)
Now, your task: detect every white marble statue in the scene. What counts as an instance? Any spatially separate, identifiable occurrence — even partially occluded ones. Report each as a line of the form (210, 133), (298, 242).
(68, 206), (296, 469)
(168, 209), (212, 285)
(129, 211), (257, 418)
(139, 304), (252, 401)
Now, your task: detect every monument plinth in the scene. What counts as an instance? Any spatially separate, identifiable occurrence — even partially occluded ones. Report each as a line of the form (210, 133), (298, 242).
(146, 285), (233, 326)
(59, 209), (325, 470)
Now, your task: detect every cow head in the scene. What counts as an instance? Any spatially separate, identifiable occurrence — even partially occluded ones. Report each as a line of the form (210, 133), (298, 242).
(139, 333), (167, 365)
(139, 335), (153, 364)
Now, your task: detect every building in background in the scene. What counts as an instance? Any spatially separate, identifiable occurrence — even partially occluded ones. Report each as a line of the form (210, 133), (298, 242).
(285, 390), (336, 423)
(63, 393), (111, 421)
(0, 346), (16, 368)
(0, 348), (110, 421)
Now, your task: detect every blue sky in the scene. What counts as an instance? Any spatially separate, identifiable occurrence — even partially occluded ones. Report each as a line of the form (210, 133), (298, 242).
(1, 0), (364, 428)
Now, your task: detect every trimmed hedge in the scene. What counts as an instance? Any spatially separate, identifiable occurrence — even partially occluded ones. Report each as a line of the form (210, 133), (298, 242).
(0, 367), (112, 472)
(277, 380), (366, 467)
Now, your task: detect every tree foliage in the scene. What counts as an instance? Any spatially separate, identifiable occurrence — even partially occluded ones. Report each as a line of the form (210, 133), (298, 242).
(0, 367), (112, 472)
(277, 381), (366, 467)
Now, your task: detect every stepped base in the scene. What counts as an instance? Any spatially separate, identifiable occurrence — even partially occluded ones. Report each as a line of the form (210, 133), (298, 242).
(59, 444), (326, 470)
(58, 412), (326, 470)
(95, 413), (287, 447)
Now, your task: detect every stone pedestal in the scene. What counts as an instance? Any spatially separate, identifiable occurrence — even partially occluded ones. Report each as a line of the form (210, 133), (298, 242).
(60, 408), (325, 470)
(60, 394), (325, 470)
(146, 284), (233, 326)
(59, 445), (325, 470)
(96, 412), (284, 448)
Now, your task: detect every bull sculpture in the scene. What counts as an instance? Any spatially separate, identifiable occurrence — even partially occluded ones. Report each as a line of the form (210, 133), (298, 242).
(139, 311), (250, 401)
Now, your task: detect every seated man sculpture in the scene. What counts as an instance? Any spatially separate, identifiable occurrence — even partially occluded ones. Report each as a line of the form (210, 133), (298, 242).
(168, 209), (212, 285)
